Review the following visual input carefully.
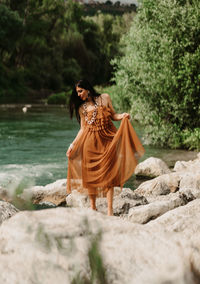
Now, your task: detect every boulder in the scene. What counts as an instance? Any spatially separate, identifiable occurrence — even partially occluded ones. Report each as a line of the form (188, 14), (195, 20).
(103, 188), (148, 216)
(21, 179), (67, 206)
(174, 154), (200, 173)
(0, 201), (19, 225)
(134, 173), (180, 197)
(66, 190), (90, 208)
(66, 188), (148, 216)
(0, 201), (200, 283)
(128, 192), (186, 224)
(147, 199), (200, 279)
(0, 186), (11, 202)
(179, 172), (200, 199)
(135, 157), (171, 178)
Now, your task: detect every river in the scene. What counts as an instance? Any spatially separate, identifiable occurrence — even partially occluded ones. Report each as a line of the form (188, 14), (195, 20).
(0, 105), (197, 190)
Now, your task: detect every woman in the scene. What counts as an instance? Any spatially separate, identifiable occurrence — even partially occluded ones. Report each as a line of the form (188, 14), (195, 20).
(66, 79), (144, 216)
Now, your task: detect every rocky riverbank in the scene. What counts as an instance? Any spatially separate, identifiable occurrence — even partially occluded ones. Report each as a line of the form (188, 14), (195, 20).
(0, 153), (200, 283)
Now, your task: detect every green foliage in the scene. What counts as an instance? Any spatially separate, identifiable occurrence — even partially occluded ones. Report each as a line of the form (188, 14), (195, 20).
(113, 0), (200, 150)
(0, 4), (23, 52)
(72, 221), (108, 284)
(87, 232), (107, 284)
(0, 4), (27, 102)
(95, 84), (125, 112)
(182, 128), (200, 150)
(0, 64), (27, 103)
(47, 92), (67, 105)
(0, 1), (131, 102)
(5, 178), (35, 210)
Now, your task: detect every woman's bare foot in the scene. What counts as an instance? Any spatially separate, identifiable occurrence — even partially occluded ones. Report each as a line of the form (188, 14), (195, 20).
(89, 194), (97, 211)
(107, 209), (113, 216)
(107, 188), (114, 216)
(91, 206), (97, 211)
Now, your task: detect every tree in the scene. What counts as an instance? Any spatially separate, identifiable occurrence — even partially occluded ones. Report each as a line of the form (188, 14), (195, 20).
(105, 0), (113, 6)
(0, 5), (23, 55)
(113, 0), (200, 150)
(0, 0), (129, 103)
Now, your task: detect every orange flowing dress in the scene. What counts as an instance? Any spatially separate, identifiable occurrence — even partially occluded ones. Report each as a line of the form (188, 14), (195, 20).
(67, 99), (145, 197)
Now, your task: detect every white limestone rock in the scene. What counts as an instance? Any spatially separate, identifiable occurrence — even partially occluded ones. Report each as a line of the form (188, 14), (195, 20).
(128, 192), (186, 224)
(0, 186), (11, 202)
(174, 154), (200, 173)
(0, 202), (200, 284)
(134, 173), (180, 197)
(66, 188), (148, 216)
(21, 179), (67, 206)
(0, 201), (19, 225)
(179, 172), (200, 199)
(146, 199), (200, 280)
(135, 157), (171, 178)
(66, 190), (90, 208)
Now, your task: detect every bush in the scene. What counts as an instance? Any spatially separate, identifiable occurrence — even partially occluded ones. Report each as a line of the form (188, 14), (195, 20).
(113, 0), (200, 150)
(95, 84), (125, 112)
(47, 92), (67, 105)
(182, 128), (200, 151)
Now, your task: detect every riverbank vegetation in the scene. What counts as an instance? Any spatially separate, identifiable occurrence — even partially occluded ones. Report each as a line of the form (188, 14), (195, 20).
(1, 0), (199, 151)
(0, 0), (134, 103)
(113, 0), (200, 150)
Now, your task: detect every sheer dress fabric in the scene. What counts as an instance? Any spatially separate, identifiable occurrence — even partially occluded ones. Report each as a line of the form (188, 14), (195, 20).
(67, 101), (145, 197)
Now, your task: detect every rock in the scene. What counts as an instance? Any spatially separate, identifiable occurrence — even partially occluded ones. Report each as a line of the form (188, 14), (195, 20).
(147, 198), (200, 230)
(135, 157), (171, 178)
(0, 186), (11, 202)
(0, 201), (19, 225)
(66, 190), (90, 208)
(128, 192), (186, 224)
(174, 160), (189, 172)
(0, 202), (200, 284)
(179, 173), (200, 199)
(147, 199), (200, 280)
(38, 201), (57, 208)
(112, 188), (148, 216)
(174, 156), (200, 173)
(66, 188), (148, 216)
(134, 173), (180, 197)
(21, 179), (67, 206)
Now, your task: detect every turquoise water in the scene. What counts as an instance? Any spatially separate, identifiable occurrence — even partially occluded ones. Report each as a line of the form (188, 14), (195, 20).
(0, 106), (77, 188)
(0, 105), (197, 189)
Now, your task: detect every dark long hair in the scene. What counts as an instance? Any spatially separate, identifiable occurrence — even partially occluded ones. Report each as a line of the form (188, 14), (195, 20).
(69, 79), (100, 123)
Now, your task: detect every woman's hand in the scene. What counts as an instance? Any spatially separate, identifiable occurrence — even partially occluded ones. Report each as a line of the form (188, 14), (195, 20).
(111, 112), (131, 121)
(121, 113), (131, 120)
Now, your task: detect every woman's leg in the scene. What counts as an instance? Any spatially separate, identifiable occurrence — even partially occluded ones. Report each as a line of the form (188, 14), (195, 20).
(89, 194), (97, 211)
(106, 187), (114, 216)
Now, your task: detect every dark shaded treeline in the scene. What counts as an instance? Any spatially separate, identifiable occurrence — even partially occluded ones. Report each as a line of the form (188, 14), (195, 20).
(0, 0), (134, 103)
(83, 1), (137, 16)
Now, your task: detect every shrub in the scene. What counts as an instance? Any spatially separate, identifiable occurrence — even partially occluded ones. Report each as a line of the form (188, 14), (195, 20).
(182, 128), (200, 151)
(113, 0), (200, 149)
(47, 92), (67, 105)
(95, 84), (125, 112)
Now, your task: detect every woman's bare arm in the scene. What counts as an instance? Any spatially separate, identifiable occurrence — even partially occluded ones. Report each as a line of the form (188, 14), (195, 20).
(103, 93), (130, 121)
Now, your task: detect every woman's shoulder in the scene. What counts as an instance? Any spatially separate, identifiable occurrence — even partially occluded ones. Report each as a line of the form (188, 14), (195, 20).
(101, 93), (110, 99)
(99, 93), (110, 107)
(100, 93), (110, 104)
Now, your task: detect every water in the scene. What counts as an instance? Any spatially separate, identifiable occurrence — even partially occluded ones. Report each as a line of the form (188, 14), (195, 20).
(0, 105), (197, 190)
(0, 106), (77, 189)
